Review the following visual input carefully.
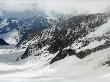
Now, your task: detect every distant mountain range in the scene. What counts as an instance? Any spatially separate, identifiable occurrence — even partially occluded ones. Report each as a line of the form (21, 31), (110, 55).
(0, 16), (52, 45)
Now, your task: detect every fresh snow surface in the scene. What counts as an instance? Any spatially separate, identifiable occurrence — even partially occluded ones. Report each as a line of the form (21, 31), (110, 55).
(0, 46), (110, 82)
(76, 40), (106, 52)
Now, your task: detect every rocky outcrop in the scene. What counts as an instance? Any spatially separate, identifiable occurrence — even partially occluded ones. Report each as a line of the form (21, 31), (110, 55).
(18, 13), (108, 64)
(0, 38), (9, 45)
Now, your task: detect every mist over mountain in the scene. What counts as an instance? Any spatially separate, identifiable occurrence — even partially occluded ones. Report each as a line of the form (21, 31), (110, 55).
(0, 0), (110, 82)
(0, 0), (110, 19)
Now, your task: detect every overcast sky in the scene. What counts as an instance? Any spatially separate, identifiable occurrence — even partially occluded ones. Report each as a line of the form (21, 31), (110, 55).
(0, 0), (110, 18)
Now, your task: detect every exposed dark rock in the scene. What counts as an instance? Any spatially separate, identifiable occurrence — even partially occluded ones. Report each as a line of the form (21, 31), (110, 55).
(0, 38), (9, 45)
(20, 46), (31, 59)
(103, 60), (110, 66)
(76, 40), (110, 59)
(50, 49), (76, 64)
(18, 13), (108, 64)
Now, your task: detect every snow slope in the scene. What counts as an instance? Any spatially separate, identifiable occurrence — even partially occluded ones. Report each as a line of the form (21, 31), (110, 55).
(0, 29), (20, 45)
(0, 46), (110, 82)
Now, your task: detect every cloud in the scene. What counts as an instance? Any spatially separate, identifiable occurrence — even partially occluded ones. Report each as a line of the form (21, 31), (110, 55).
(0, 0), (110, 18)
(44, 0), (110, 14)
(0, 0), (46, 18)
(0, 0), (38, 12)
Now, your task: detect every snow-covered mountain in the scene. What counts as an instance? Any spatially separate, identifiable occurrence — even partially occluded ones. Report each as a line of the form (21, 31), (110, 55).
(0, 18), (19, 34)
(1, 13), (110, 82)
(0, 16), (50, 45)
(0, 18), (21, 45)
(17, 13), (110, 67)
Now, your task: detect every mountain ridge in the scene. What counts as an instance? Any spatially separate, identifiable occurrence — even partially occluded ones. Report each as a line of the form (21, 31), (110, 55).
(16, 13), (110, 67)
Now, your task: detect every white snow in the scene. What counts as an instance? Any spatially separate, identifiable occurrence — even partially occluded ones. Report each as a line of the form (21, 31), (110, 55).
(86, 19), (110, 38)
(0, 28), (20, 45)
(77, 40), (106, 52)
(0, 46), (110, 82)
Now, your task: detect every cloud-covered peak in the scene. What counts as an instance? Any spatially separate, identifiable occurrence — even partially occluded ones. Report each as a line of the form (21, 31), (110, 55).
(0, 0), (110, 18)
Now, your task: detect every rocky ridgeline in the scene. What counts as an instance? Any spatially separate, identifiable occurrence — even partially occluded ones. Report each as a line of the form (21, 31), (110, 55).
(18, 13), (109, 64)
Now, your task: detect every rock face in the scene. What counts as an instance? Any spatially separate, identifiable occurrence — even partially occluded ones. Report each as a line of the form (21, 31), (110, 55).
(18, 13), (109, 64)
(0, 38), (9, 45)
